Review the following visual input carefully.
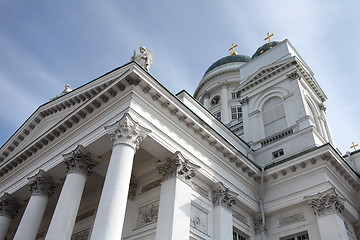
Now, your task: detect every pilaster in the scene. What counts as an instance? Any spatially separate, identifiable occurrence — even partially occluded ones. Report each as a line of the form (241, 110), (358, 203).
(155, 152), (200, 240)
(212, 182), (238, 240)
(304, 188), (349, 240)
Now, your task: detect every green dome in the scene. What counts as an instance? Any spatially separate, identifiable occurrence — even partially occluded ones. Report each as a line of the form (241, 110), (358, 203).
(204, 54), (251, 76)
(252, 41), (280, 59)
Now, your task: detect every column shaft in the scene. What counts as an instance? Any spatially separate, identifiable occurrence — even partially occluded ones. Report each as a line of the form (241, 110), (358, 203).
(90, 143), (135, 240)
(45, 173), (87, 240)
(220, 82), (229, 124)
(317, 214), (349, 240)
(155, 177), (192, 240)
(213, 205), (233, 240)
(14, 195), (48, 240)
(0, 216), (12, 239)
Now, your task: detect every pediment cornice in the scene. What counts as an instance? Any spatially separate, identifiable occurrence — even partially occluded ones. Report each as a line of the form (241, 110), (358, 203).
(0, 62), (261, 184)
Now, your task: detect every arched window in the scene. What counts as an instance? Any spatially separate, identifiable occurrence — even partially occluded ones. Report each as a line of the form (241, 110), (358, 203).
(262, 97), (287, 136)
(211, 95), (221, 106)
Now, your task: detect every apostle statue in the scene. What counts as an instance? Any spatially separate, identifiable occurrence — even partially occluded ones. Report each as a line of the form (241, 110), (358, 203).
(131, 46), (152, 71)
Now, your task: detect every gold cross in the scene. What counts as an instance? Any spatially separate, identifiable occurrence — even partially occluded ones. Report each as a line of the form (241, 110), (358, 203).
(264, 33), (274, 43)
(350, 142), (359, 151)
(228, 43), (238, 55)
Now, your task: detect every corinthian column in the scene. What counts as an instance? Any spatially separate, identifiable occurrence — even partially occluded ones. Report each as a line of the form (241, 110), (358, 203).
(304, 188), (348, 240)
(45, 145), (95, 240)
(155, 151), (200, 240)
(0, 193), (21, 239)
(14, 170), (56, 240)
(212, 182), (238, 240)
(90, 113), (150, 240)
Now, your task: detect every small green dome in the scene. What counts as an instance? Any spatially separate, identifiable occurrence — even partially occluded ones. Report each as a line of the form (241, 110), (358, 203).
(252, 41), (280, 59)
(204, 54), (251, 76)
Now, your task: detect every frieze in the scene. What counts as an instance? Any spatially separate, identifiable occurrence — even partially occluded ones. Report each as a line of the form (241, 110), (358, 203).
(279, 212), (305, 226)
(136, 200), (159, 227)
(141, 178), (162, 194)
(233, 210), (248, 225)
(192, 182), (209, 199)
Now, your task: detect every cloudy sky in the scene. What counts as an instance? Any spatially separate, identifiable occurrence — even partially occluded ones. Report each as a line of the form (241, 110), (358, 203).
(0, 0), (359, 154)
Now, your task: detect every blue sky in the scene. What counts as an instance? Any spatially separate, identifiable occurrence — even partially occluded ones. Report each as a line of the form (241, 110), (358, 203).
(0, 0), (359, 154)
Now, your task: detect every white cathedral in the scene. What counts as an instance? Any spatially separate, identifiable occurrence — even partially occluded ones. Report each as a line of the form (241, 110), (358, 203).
(1, 39), (360, 240)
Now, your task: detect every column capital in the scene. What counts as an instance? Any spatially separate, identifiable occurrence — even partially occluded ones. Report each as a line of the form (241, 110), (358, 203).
(212, 182), (238, 210)
(219, 81), (228, 89)
(105, 113), (151, 150)
(0, 192), (21, 218)
(158, 151), (200, 183)
(304, 188), (345, 217)
(63, 145), (95, 177)
(28, 170), (57, 198)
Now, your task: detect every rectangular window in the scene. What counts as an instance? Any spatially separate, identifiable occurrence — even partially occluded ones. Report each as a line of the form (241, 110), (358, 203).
(281, 232), (309, 240)
(231, 91), (241, 99)
(231, 107), (242, 120)
(272, 149), (284, 158)
(233, 231), (247, 240)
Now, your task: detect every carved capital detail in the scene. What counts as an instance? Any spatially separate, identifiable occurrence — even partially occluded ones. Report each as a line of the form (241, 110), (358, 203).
(304, 188), (345, 217)
(212, 182), (238, 210)
(63, 145), (96, 177)
(105, 113), (151, 150)
(158, 151), (200, 183)
(28, 170), (57, 198)
(0, 193), (21, 218)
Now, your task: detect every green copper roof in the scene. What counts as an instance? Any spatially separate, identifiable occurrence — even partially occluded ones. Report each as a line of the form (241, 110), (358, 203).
(204, 54), (251, 76)
(252, 41), (280, 59)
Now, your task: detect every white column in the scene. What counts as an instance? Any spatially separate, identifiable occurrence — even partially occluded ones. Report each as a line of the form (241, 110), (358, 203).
(155, 151), (200, 240)
(305, 188), (348, 240)
(90, 113), (150, 240)
(45, 145), (95, 240)
(212, 182), (238, 240)
(220, 81), (229, 124)
(0, 193), (21, 239)
(14, 170), (56, 240)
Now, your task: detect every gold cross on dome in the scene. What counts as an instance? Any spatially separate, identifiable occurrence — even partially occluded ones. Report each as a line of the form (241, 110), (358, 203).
(264, 32), (274, 43)
(350, 142), (359, 151)
(228, 43), (238, 55)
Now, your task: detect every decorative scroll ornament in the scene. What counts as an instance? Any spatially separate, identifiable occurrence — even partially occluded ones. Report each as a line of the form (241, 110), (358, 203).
(105, 113), (151, 150)
(304, 188), (345, 217)
(28, 170), (57, 198)
(63, 145), (95, 177)
(0, 192), (21, 218)
(212, 182), (238, 210)
(158, 151), (200, 183)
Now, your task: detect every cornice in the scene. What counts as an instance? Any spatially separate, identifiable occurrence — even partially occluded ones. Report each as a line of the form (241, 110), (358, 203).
(263, 144), (360, 190)
(0, 63), (261, 184)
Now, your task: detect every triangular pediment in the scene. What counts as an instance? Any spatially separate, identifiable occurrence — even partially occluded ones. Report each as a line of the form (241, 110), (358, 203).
(239, 57), (295, 90)
(0, 62), (137, 164)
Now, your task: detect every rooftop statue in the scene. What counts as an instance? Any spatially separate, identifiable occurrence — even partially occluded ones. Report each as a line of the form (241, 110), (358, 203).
(131, 46), (152, 71)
